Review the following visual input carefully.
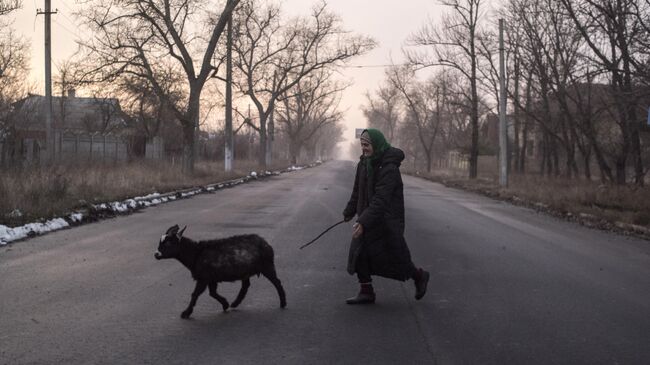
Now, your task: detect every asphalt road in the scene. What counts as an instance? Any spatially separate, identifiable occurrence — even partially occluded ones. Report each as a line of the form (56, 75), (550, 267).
(1, 160), (649, 365)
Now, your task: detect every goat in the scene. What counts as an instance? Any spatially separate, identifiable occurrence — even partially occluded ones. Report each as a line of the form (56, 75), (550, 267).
(154, 224), (286, 319)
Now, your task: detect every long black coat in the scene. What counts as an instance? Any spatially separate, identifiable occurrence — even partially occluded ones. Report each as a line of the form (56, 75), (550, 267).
(343, 147), (414, 281)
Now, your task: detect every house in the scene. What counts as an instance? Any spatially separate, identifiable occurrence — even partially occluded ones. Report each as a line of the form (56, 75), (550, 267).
(1, 90), (131, 164)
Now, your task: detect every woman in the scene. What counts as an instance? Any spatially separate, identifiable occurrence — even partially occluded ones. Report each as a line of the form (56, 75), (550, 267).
(342, 128), (429, 304)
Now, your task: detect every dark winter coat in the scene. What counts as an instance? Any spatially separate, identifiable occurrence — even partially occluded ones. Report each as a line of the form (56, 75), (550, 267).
(343, 146), (414, 281)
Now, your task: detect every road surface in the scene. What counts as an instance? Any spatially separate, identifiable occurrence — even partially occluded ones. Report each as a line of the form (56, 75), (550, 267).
(1, 160), (649, 364)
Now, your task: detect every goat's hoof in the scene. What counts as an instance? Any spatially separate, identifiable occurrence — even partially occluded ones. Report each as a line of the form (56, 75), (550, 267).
(280, 301), (287, 309)
(231, 301), (240, 308)
(181, 310), (192, 319)
(222, 303), (230, 312)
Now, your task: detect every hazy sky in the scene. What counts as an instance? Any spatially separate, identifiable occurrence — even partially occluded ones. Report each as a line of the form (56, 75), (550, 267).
(10, 0), (443, 157)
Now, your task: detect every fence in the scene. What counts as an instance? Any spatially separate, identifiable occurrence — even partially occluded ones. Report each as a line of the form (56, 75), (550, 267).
(145, 136), (164, 159)
(55, 131), (128, 162)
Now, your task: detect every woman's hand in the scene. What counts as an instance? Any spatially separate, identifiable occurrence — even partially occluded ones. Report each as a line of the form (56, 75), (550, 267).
(352, 222), (364, 239)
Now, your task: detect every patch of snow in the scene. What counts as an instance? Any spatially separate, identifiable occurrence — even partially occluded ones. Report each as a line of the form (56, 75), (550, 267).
(137, 192), (162, 200)
(181, 190), (200, 197)
(0, 225), (9, 245)
(0, 218), (69, 244)
(110, 202), (130, 213)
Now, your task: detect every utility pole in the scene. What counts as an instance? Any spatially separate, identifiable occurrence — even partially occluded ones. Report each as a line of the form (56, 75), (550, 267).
(37, 1), (57, 162)
(265, 71), (277, 168)
(498, 18), (508, 187)
(224, 15), (233, 172)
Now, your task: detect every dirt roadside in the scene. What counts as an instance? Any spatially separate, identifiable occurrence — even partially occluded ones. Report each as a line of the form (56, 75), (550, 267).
(405, 171), (650, 241)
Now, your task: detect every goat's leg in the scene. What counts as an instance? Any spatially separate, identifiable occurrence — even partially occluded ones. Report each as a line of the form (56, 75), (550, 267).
(231, 278), (251, 308)
(262, 265), (287, 308)
(208, 282), (230, 312)
(181, 281), (207, 319)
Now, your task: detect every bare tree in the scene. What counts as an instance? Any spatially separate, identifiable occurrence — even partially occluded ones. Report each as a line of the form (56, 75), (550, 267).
(52, 60), (88, 132)
(0, 29), (28, 101)
(228, 0), (374, 168)
(407, 0), (487, 178)
(314, 122), (343, 161)
(363, 79), (401, 142)
(560, 0), (646, 184)
(0, 26), (29, 165)
(0, 0), (20, 16)
(276, 68), (345, 164)
(388, 66), (444, 173)
(77, 0), (240, 173)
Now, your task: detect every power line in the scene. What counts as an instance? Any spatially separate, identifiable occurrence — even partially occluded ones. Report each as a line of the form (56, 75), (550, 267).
(57, 10), (81, 30)
(52, 1), (83, 33)
(52, 18), (78, 38)
(342, 64), (406, 69)
(57, 0), (75, 13)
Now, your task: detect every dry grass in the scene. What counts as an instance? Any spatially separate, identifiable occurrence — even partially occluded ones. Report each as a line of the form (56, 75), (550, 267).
(404, 168), (650, 229)
(0, 159), (293, 227)
(506, 175), (650, 226)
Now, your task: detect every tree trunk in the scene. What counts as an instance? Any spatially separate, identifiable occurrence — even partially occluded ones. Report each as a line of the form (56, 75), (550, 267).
(511, 56), (521, 173)
(582, 146), (592, 180)
(552, 139), (560, 176)
(469, 76), (479, 179)
(182, 122), (195, 174)
(289, 137), (299, 165)
(586, 128), (613, 183)
(224, 16), (233, 172)
(258, 114), (267, 169)
(519, 76), (533, 173)
(540, 132), (549, 176)
(182, 94), (201, 174)
(265, 104), (274, 168)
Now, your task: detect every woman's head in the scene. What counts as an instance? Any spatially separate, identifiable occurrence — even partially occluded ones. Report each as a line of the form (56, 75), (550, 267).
(360, 130), (373, 157)
(359, 129), (390, 158)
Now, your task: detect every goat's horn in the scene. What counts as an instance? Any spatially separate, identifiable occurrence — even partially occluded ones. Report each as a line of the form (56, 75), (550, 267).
(166, 224), (180, 235)
(178, 226), (187, 238)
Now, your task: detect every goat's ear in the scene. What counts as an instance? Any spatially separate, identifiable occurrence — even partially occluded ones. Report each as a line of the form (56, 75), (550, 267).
(166, 224), (180, 236)
(177, 226), (187, 239)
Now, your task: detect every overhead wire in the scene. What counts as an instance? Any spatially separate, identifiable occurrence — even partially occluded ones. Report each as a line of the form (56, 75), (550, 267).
(52, 18), (79, 38)
(341, 63), (411, 69)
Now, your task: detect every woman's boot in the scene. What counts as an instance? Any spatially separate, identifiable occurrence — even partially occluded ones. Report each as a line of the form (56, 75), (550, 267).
(346, 282), (376, 304)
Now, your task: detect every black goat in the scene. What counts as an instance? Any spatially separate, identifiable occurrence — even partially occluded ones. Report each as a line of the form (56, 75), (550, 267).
(154, 224), (286, 319)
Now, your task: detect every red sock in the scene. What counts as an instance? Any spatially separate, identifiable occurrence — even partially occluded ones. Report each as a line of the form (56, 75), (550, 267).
(360, 282), (374, 294)
(412, 268), (423, 281)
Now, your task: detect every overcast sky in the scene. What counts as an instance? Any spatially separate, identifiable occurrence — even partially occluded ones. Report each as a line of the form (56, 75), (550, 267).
(11, 0), (444, 158)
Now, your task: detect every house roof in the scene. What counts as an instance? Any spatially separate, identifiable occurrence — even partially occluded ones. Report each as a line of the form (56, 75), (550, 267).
(11, 93), (128, 134)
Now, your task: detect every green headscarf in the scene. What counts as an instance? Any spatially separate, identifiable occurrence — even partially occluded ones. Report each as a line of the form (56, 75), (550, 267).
(362, 128), (391, 177)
